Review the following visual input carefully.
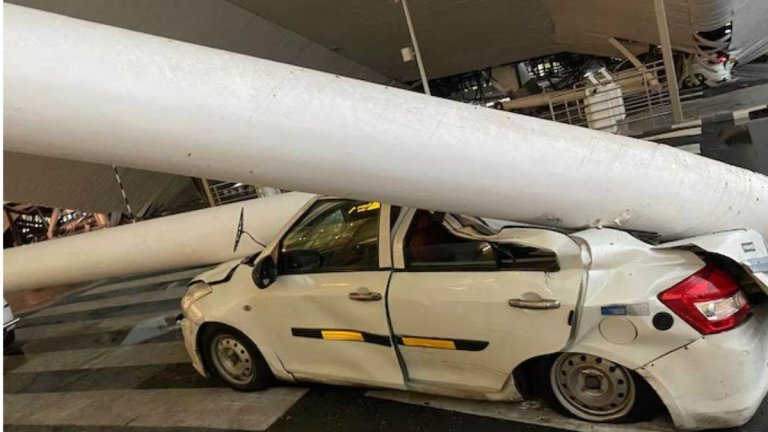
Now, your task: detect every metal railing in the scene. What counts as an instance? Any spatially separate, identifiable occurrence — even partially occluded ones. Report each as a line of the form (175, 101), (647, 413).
(208, 181), (261, 206)
(539, 61), (688, 135)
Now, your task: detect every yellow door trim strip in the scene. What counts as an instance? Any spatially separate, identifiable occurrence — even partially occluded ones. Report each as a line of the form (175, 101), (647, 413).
(321, 330), (365, 342)
(396, 335), (489, 351)
(290, 328), (486, 351)
(291, 328), (392, 347)
(400, 337), (456, 350)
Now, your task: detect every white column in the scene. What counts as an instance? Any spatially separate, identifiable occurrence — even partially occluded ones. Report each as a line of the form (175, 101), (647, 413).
(3, 192), (314, 291)
(4, 4), (767, 241)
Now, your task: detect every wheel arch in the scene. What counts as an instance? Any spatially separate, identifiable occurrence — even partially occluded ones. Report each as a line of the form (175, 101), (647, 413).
(512, 353), (557, 399)
(196, 321), (245, 377)
(196, 320), (294, 382)
(512, 351), (666, 420)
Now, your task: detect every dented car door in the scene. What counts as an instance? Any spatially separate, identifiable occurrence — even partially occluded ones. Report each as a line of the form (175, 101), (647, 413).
(387, 210), (585, 392)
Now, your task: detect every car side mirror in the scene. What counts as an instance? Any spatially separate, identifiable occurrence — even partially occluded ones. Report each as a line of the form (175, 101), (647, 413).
(252, 255), (277, 289)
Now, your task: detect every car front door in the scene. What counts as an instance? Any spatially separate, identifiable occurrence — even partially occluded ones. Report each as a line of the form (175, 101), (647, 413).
(258, 198), (404, 389)
(388, 209), (585, 393)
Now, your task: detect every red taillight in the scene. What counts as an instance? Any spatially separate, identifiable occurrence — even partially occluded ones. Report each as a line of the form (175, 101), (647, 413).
(658, 265), (751, 335)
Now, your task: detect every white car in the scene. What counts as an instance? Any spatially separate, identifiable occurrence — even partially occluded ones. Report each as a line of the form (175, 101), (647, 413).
(180, 197), (768, 430)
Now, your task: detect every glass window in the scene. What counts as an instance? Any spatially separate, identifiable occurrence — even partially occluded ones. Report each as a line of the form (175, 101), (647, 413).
(494, 243), (560, 272)
(280, 200), (380, 274)
(405, 211), (495, 270)
(405, 211), (559, 272)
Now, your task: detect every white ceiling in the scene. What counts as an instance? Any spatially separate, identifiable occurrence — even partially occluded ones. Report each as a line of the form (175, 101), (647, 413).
(224, 0), (762, 80)
(8, 0), (768, 82)
(4, 152), (200, 215)
(7, 0), (400, 85)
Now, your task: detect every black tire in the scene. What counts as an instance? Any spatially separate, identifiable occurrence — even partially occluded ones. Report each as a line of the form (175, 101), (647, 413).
(201, 326), (273, 391)
(4, 329), (15, 347)
(539, 353), (659, 424)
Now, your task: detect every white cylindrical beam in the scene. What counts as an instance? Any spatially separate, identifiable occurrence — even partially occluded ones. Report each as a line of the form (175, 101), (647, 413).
(3, 192), (314, 291)
(4, 5), (768, 241)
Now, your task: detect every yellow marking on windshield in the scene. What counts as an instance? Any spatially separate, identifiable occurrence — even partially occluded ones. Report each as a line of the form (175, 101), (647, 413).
(348, 202), (380, 214)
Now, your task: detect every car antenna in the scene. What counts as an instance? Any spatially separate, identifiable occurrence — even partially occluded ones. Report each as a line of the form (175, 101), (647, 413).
(233, 207), (267, 252)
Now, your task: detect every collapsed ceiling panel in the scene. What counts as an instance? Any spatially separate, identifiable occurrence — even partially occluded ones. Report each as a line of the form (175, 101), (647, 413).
(543, 0), (698, 58)
(3, 151), (200, 216)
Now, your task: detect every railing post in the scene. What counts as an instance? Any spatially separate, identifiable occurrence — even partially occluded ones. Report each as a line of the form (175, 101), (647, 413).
(653, 0), (684, 123)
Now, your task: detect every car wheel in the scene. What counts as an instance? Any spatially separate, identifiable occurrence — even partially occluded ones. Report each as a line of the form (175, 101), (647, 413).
(546, 353), (654, 423)
(206, 329), (273, 391)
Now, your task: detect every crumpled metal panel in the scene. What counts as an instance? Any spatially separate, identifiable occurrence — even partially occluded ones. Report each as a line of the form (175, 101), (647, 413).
(3, 151), (200, 216)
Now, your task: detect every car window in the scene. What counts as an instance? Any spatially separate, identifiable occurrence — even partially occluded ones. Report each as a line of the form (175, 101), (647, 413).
(405, 211), (496, 270)
(280, 199), (380, 274)
(494, 243), (560, 272)
(405, 211), (559, 272)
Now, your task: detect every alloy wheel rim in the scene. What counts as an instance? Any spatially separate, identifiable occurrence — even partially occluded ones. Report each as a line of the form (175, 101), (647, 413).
(211, 335), (254, 385)
(551, 353), (635, 421)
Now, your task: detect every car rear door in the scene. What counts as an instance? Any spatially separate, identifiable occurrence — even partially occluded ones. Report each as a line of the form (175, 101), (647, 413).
(260, 199), (405, 389)
(388, 209), (585, 392)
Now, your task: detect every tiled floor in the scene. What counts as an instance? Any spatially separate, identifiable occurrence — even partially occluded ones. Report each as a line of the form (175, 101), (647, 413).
(4, 268), (767, 432)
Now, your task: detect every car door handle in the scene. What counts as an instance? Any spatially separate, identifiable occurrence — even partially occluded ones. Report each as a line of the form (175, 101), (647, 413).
(508, 298), (560, 310)
(349, 290), (382, 301)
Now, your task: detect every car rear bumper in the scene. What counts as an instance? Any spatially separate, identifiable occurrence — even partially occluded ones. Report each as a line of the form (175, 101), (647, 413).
(637, 305), (768, 430)
(180, 317), (207, 377)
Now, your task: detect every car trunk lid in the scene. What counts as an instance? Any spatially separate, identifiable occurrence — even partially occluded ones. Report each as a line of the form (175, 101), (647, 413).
(655, 229), (768, 295)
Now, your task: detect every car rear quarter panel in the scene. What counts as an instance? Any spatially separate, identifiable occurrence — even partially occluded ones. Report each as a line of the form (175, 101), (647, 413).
(655, 229), (768, 292)
(636, 303), (768, 430)
(568, 228), (704, 369)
